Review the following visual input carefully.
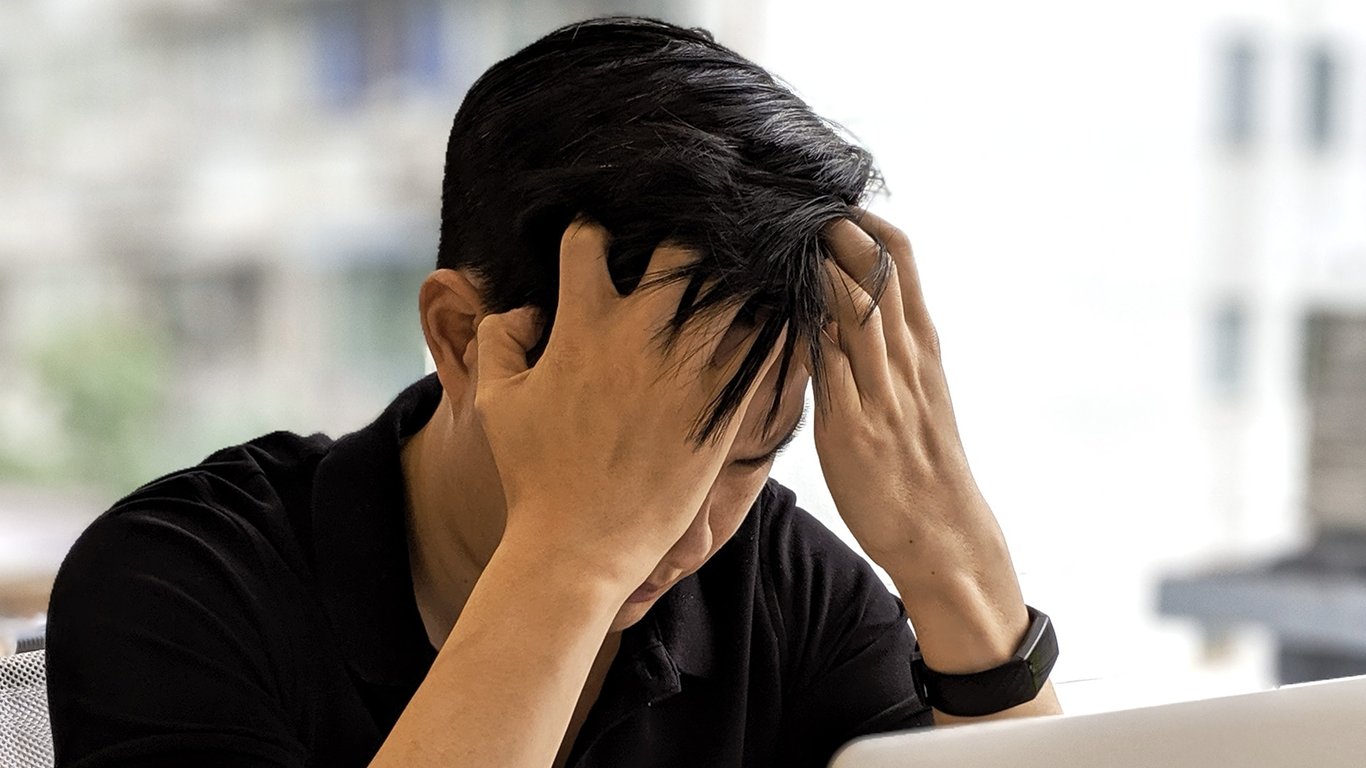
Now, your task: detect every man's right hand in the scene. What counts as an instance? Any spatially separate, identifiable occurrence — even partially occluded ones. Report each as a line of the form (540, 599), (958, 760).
(471, 219), (780, 593)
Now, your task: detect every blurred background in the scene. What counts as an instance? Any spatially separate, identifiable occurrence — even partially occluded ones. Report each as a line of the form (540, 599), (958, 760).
(4, 0), (1366, 715)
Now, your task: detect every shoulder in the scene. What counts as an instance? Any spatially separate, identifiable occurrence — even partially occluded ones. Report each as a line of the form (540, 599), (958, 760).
(104, 429), (327, 542)
(44, 432), (336, 764)
(49, 429), (332, 625)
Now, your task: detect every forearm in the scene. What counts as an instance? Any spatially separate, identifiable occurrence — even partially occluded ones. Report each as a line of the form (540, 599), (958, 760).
(879, 490), (1062, 726)
(370, 529), (625, 767)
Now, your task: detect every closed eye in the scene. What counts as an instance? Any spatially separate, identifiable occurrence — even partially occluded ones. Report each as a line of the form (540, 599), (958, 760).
(733, 406), (807, 468)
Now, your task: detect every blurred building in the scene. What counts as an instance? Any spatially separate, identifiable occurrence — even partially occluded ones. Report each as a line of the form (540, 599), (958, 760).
(1162, 1), (1366, 684)
(0, 0), (749, 618)
(744, 0), (1366, 705)
(6, 0), (1366, 705)
(0, 0), (733, 493)
(2, 0), (456, 491)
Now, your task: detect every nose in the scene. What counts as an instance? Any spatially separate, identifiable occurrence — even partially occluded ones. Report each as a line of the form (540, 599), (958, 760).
(663, 500), (713, 574)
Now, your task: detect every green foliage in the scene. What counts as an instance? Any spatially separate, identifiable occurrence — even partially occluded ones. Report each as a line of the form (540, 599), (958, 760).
(15, 323), (171, 492)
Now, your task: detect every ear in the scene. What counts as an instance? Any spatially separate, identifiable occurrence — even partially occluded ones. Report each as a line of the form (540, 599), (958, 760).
(419, 269), (486, 395)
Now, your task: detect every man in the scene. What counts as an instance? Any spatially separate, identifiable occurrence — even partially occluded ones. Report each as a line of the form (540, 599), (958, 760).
(45, 16), (1061, 768)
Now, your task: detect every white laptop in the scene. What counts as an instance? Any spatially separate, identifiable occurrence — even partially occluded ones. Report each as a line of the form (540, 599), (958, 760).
(830, 674), (1366, 768)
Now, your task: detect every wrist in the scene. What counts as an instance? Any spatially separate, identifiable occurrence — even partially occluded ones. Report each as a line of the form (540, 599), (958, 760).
(905, 587), (1031, 674)
(911, 605), (1060, 718)
(497, 514), (653, 600)
(886, 542), (1030, 674)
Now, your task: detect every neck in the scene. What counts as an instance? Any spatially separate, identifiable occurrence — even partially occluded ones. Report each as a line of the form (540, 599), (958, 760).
(400, 391), (508, 649)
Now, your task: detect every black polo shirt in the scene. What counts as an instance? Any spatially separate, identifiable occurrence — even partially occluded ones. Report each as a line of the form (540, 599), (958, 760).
(46, 375), (932, 768)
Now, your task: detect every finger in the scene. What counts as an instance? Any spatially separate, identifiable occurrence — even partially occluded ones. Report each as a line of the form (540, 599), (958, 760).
(823, 258), (890, 387)
(823, 256), (871, 332)
(824, 219), (897, 304)
(824, 218), (910, 347)
(850, 207), (932, 331)
(556, 218), (617, 321)
(814, 322), (860, 416)
(475, 306), (544, 382)
(824, 254), (876, 324)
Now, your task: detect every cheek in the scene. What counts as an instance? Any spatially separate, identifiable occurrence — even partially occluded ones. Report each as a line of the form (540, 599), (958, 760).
(705, 469), (771, 549)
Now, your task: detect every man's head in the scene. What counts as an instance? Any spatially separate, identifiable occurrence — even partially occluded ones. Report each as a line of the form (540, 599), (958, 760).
(436, 16), (889, 442)
(419, 16), (891, 630)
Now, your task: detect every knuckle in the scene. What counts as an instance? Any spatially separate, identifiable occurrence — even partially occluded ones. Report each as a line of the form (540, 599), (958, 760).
(474, 315), (497, 336)
(855, 410), (896, 450)
(884, 227), (913, 256)
(472, 385), (494, 414)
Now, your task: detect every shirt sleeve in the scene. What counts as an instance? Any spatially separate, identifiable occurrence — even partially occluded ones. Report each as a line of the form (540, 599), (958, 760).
(45, 476), (308, 768)
(760, 482), (934, 768)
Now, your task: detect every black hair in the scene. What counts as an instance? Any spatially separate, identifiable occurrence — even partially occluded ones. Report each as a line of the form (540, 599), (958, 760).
(437, 16), (890, 443)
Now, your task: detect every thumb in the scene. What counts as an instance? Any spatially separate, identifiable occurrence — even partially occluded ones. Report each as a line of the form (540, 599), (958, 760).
(475, 306), (544, 382)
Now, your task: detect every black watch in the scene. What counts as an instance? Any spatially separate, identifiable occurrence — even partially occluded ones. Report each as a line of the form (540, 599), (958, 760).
(909, 605), (1058, 717)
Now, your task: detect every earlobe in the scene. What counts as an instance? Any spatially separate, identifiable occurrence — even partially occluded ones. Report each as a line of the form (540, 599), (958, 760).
(418, 270), (485, 390)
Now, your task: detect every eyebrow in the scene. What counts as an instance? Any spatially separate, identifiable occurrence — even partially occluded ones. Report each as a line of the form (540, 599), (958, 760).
(734, 403), (809, 467)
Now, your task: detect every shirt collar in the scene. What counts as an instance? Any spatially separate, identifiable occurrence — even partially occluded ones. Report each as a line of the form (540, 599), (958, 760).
(311, 374), (443, 688)
(647, 569), (718, 679)
(648, 479), (774, 681)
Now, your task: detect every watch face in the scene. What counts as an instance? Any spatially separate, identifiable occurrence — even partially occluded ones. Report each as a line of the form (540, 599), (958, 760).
(1025, 612), (1060, 688)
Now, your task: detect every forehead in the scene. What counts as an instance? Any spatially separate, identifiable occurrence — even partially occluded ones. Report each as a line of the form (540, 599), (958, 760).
(735, 352), (810, 448)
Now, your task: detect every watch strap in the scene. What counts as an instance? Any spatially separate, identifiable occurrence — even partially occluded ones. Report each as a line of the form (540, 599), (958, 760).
(910, 605), (1058, 717)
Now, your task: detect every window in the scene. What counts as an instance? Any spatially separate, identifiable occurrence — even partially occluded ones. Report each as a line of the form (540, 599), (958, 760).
(1305, 43), (1338, 151)
(1212, 299), (1248, 395)
(401, 0), (445, 87)
(317, 0), (368, 109)
(1220, 38), (1259, 147)
(315, 0), (448, 109)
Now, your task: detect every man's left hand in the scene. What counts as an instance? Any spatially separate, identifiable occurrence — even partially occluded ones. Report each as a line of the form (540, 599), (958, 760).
(812, 209), (991, 573)
(811, 210), (1062, 722)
